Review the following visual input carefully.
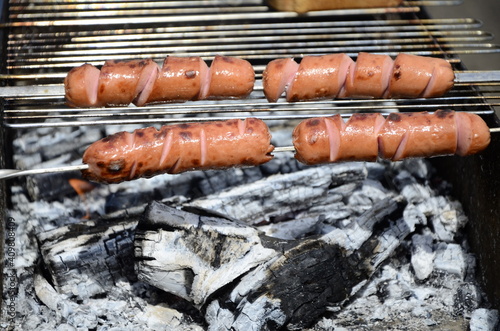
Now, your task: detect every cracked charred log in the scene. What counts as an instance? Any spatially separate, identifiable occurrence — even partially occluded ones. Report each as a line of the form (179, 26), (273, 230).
(37, 217), (138, 299)
(135, 194), (409, 330)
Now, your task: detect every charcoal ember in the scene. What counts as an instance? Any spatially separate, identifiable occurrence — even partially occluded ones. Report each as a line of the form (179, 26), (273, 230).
(26, 170), (84, 202)
(346, 179), (391, 213)
(454, 283), (482, 316)
(186, 163), (368, 226)
(135, 195), (409, 330)
(12, 151), (42, 170)
(37, 217), (138, 299)
(259, 216), (322, 240)
(13, 125), (101, 160)
(103, 153), (305, 214)
(195, 152), (304, 196)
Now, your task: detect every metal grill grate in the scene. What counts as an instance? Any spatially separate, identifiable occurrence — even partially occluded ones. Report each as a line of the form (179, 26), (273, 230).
(1, 0), (500, 129)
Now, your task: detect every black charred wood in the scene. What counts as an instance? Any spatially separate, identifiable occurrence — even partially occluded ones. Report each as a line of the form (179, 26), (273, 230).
(37, 217), (138, 300)
(135, 196), (407, 330)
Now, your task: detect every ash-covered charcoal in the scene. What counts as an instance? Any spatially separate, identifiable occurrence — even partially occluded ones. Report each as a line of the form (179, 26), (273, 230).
(26, 170), (86, 202)
(12, 125), (102, 161)
(5, 143), (499, 331)
(186, 162), (368, 226)
(37, 217), (138, 299)
(135, 196), (411, 330)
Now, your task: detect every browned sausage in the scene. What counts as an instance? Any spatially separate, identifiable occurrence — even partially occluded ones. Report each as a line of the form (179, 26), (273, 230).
(262, 58), (299, 102)
(287, 54), (353, 102)
(378, 110), (458, 160)
(388, 54), (454, 98)
(204, 55), (255, 100)
(65, 55), (255, 108)
(339, 53), (393, 98)
(82, 118), (274, 183)
(455, 112), (491, 156)
(293, 113), (385, 164)
(146, 56), (209, 104)
(97, 59), (159, 107)
(293, 110), (490, 165)
(263, 53), (455, 102)
(64, 64), (101, 107)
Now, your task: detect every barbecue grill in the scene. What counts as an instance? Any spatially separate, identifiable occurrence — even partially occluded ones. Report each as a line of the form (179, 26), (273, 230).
(1, 1), (499, 330)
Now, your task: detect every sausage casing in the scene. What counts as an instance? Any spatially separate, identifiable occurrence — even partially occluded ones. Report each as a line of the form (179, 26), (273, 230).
(263, 53), (455, 102)
(82, 118), (274, 183)
(64, 64), (101, 108)
(65, 55), (255, 108)
(97, 59), (159, 107)
(293, 110), (490, 165)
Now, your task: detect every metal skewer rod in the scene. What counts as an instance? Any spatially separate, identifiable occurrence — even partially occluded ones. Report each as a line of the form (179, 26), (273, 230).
(1, 129), (499, 180)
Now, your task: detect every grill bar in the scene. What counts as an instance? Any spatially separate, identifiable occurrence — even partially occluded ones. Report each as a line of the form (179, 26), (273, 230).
(1, 0), (499, 130)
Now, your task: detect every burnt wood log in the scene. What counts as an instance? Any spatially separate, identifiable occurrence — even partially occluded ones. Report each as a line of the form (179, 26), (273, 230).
(186, 162), (368, 226)
(135, 194), (411, 330)
(37, 217), (138, 299)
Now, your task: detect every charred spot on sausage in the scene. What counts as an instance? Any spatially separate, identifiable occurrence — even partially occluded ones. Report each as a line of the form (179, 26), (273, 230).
(393, 65), (402, 80)
(154, 129), (168, 139)
(185, 70), (197, 79)
(107, 159), (126, 173)
(387, 113), (402, 122)
(179, 131), (192, 140)
(135, 131), (144, 138)
(306, 119), (321, 127)
(220, 56), (235, 63)
(178, 124), (191, 129)
(435, 109), (453, 119)
(353, 114), (369, 120)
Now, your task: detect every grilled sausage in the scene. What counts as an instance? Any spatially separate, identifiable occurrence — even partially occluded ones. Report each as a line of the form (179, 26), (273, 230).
(97, 59), (159, 107)
(388, 54), (455, 98)
(262, 58), (299, 102)
(146, 56), (209, 104)
(262, 53), (455, 102)
(82, 118), (274, 183)
(339, 53), (393, 98)
(64, 64), (101, 108)
(287, 54), (353, 102)
(205, 55), (255, 100)
(65, 55), (255, 108)
(293, 110), (490, 165)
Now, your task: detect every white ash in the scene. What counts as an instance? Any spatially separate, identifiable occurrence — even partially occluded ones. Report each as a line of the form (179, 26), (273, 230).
(3, 123), (499, 331)
(470, 309), (499, 331)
